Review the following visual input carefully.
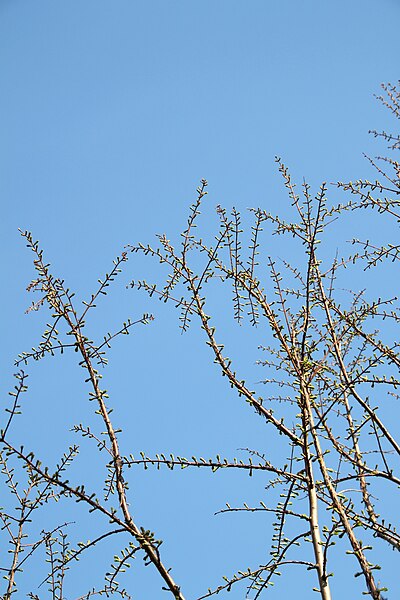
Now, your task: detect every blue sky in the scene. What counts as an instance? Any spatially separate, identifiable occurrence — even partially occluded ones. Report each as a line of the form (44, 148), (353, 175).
(1, 1), (400, 599)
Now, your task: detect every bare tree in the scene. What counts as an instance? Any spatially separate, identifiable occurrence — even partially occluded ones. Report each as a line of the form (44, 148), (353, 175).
(1, 249), (185, 599)
(1, 82), (399, 599)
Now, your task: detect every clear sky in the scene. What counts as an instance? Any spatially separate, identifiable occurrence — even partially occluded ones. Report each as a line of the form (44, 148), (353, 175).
(1, 1), (400, 598)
